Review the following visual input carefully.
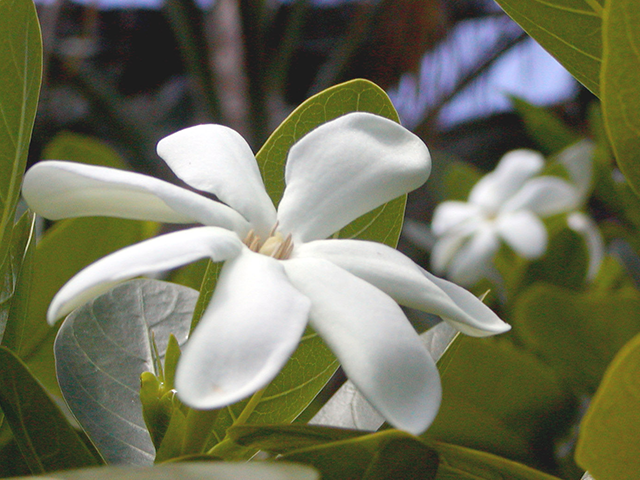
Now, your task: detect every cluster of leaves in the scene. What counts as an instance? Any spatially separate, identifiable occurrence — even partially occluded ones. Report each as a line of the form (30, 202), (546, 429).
(1, 1), (640, 480)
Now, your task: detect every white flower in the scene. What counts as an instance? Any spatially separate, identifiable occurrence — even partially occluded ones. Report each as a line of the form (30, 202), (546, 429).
(431, 149), (580, 286)
(22, 112), (509, 435)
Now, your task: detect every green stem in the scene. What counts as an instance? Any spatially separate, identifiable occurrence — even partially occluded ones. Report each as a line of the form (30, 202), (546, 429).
(180, 408), (220, 455)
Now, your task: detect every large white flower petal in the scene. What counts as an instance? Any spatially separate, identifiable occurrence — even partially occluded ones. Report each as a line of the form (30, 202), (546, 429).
(176, 250), (310, 409)
(558, 140), (594, 202)
(496, 210), (547, 259)
(502, 176), (579, 216)
(48, 227), (244, 323)
(157, 125), (277, 235)
(469, 149), (544, 211)
(277, 113), (431, 242)
(22, 161), (251, 234)
(295, 239), (509, 336)
(284, 257), (441, 435)
(447, 224), (500, 286)
(430, 229), (470, 275)
(431, 201), (483, 236)
(421, 269), (510, 336)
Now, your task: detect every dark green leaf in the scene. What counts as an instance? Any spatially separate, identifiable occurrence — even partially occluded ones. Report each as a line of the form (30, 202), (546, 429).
(0, 346), (101, 473)
(0, 0), (41, 269)
(575, 332), (640, 480)
(55, 279), (197, 465)
(41, 132), (132, 170)
(0, 211), (35, 347)
(279, 430), (438, 480)
(600, 0), (640, 196)
(493, 0), (602, 96)
(428, 440), (564, 480)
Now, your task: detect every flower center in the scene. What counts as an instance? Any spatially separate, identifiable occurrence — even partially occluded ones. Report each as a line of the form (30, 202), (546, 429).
(243, 224), (294, 260)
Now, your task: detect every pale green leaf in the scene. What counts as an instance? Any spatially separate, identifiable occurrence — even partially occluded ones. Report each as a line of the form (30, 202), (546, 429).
(493, 0), (602, 96)
(600, 0), (640, 195)
(5, 462), (319, 480)
(0, 0), (41, 268)
(54, 279), (197, 465)
(575, 332), (640, 480)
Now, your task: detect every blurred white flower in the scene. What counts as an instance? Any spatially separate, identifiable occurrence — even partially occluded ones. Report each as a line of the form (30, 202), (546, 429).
(22, 112), (509, 435)
(430, 149), (581, 286)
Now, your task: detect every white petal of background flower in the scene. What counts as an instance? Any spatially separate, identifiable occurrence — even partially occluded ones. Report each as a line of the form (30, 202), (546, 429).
(176, 250), (311, 409)
(157, 124), (277, 237)
(469, 149), (544, 211)
(22, 160), (251, 234)
(296, 239), (509, 336)
(496, 210), (547, 259)
(502, 176), (579, 216)
(568, 212), (604, 281)
(284, 257), (441, 435)
(48, 227), (243, 323)
(277, 112), (431, 242)
(447, 224), (500, 286)
(431, 201), (483, 236)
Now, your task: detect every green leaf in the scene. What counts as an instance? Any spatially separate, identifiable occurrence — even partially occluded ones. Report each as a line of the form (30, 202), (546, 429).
(428, 440), (564, 480)
(513, 284), (640, 393)
(0, 346), (101, 474)
(0, 0), (41, 269)
(511, 96), (580, 154)
(424, 336), (576, 467)
(254, 429), (438, 480)
(575, 332), (640, 480)
(19, 216), (158, 397)
(54, 279), (198, 465)
(4, 462), (319, 480)
(493, 0), (602, 96)
(600, 0), (640, 196)
(0, 211), (35, 346)
(42, 132), (132, 170)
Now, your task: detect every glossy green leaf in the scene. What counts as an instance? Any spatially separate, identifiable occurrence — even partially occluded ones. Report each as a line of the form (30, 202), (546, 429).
(493, 0), (602, 96)
(0, 346), (101, 474)
(600, 0), (640, 196)
(511, 96), (580, 155)
(5, 462), (319, 480)
(0, 211), (35, 347)
(425, 335), (575, 467)
(19, 216), (158, 397)
(575, 332), (640, 480)
(55, 279), (198, 465)
(513, 284), (640, 393)
(428, 440), (564, 480)
(0, 0), (41, 269)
